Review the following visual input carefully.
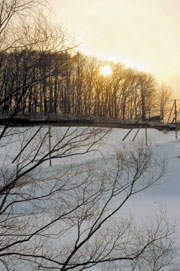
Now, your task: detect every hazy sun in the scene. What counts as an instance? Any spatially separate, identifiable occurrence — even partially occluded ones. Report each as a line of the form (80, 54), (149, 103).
(100, 65), (112, 76)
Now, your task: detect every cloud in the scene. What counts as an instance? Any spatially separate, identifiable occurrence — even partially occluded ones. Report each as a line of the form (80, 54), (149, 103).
(51, 0), (180, 97)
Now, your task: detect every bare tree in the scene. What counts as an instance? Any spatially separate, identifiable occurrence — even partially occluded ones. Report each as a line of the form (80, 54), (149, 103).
(0, 0), (49, 53)
(129, 213), (178, 271)
(0, 1), (73, 131)
(137, 73), (157, 120)
(102, 211), (178, 271)
(158, 84), (172, 122)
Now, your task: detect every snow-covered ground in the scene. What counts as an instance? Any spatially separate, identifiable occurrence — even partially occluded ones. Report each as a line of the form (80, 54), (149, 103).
(99, 128), (180, 219)
(0, 127), (180, 270)
(62, 127), (177, 243)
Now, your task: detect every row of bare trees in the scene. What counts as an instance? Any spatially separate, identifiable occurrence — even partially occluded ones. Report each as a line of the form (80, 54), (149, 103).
(0, 49), (172, 121)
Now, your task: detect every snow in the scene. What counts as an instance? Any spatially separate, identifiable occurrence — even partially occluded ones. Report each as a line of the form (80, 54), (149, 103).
(0, 126), (180, 270)
(1, 126), (179, 223)
(1, 125), (180, 208)
(100, 128), (180, 222)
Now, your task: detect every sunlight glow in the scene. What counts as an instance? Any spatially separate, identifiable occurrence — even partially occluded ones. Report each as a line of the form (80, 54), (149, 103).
(100, 65), (112, 76)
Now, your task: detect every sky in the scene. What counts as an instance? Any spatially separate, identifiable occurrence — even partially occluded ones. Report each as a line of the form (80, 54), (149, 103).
(49, 0), (180, 99)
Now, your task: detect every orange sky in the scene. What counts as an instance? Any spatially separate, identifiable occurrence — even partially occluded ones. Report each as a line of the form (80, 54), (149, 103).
(49, 0), (180, 99)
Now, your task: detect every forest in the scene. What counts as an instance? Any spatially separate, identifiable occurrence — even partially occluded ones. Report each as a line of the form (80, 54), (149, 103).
(0, 49), (171, 122)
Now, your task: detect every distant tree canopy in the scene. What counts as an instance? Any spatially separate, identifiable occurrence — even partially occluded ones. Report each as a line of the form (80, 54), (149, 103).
(0, 49), (171, 120)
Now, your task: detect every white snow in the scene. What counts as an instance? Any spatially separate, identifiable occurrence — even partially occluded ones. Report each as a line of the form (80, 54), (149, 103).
(0, 126), (180, 270)
(1, 126), (179, 226)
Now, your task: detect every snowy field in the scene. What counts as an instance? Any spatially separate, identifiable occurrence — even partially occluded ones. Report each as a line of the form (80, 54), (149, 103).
(0, 126), (180, 270)
(100, 128), (180, 219)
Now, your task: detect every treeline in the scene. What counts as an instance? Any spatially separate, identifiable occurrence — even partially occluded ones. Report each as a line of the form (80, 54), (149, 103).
(0, 49), (170, 121)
